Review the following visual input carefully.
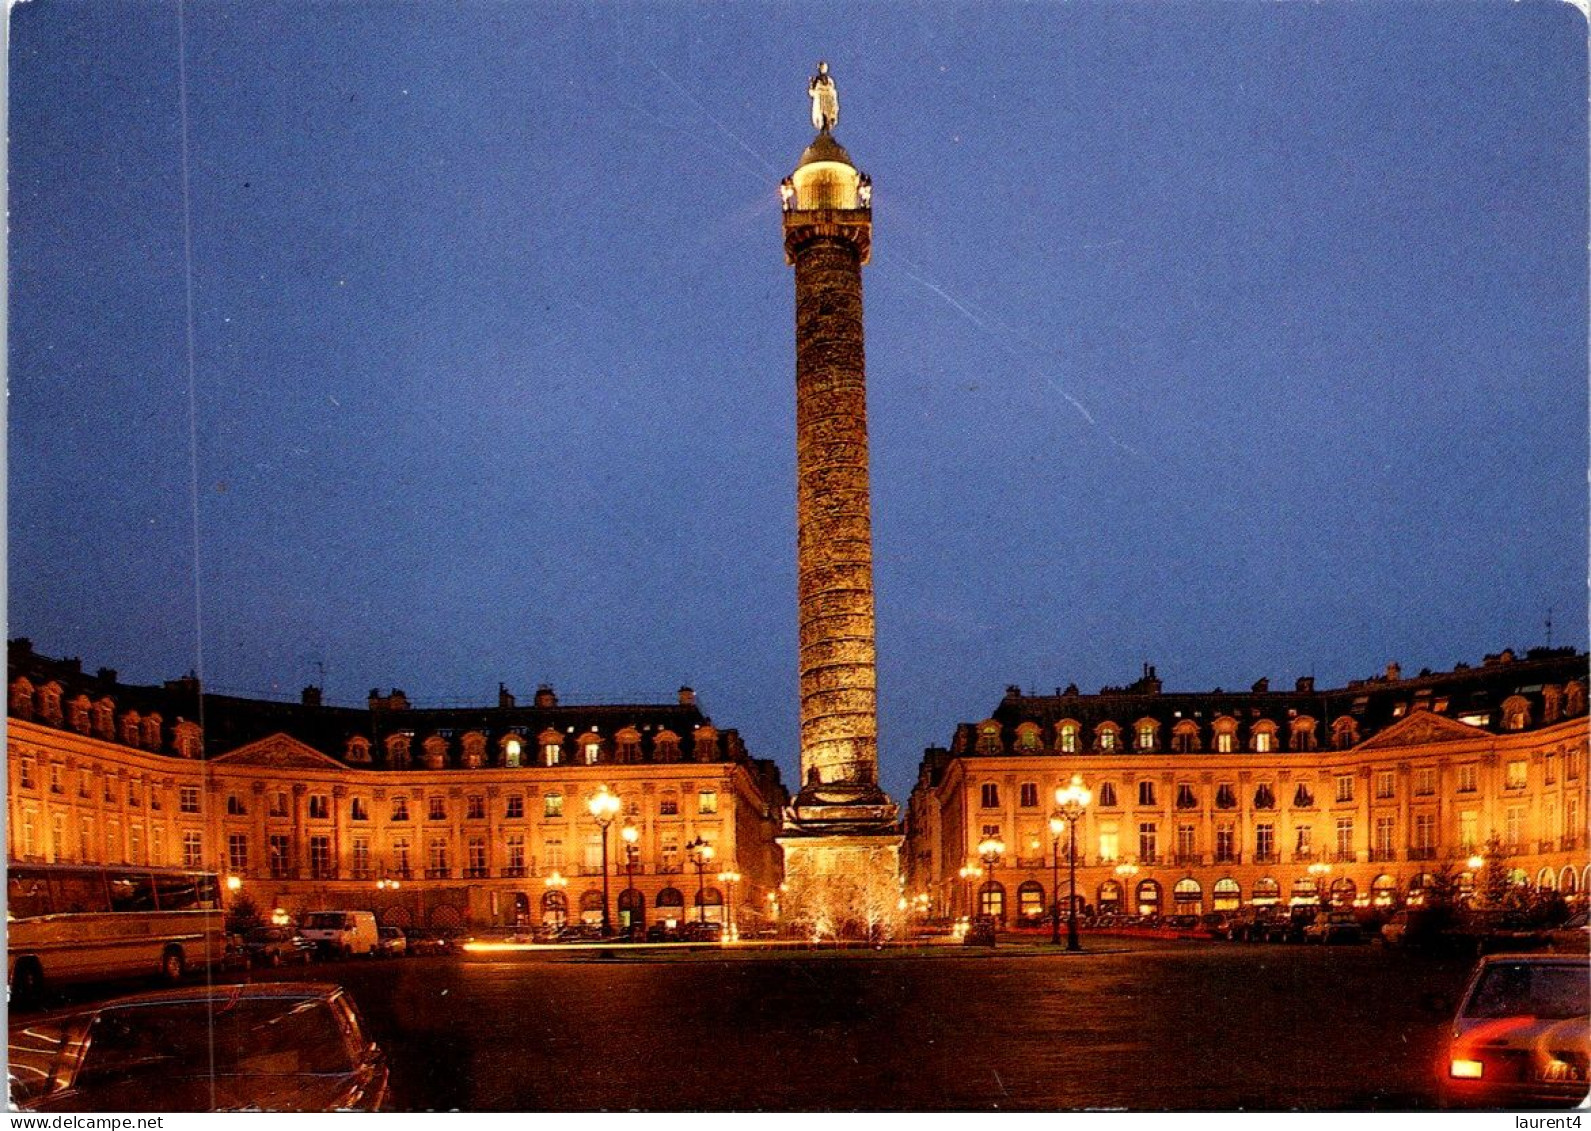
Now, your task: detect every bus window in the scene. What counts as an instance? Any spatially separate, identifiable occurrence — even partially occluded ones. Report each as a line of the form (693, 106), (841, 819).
(153, 873), (199, 910)
(50, 871), (110, 915)
(106, 873), (158, 912)
(8, 873), (53, 918)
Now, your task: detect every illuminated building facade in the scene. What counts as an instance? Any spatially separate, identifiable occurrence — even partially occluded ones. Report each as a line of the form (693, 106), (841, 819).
(906, 648), (1589, 922)
(6, 639), (787, 931)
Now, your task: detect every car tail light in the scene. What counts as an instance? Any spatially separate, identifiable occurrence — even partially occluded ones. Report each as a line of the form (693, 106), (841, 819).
(1449, 1058), (1484, 1079)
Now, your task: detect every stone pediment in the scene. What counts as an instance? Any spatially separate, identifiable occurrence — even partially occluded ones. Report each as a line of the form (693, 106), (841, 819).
(212, 733), (345, 770)
(1355, 711), (1489, 750)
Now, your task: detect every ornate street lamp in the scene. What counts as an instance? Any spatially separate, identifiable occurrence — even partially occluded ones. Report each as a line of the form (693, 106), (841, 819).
(686, 837), (716, 925)
(976, 835), (1004, 922)
(958, 862), (983, 922)
(1048, 814), (1066, 945)
(1308, 860), (1332, 908)
(621, 822), (640, 934)
(1054, 774), (1093, 951)
(587, 784), (622, 936)
(717, 868), (741, 939)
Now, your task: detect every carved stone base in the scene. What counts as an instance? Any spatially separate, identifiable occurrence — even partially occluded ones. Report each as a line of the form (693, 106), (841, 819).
(785, 778), (899, 835)
(776, 829), (903, 940)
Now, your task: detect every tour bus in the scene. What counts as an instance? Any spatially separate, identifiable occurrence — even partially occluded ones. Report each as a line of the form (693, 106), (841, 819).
(6, 864), (227, 1002)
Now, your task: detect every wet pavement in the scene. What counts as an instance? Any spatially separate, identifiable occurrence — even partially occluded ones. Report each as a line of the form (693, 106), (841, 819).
(233, 938), (1476, 1110)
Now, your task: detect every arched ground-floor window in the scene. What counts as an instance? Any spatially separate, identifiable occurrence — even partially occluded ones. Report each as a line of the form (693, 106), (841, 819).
(1136, 879), (1161, 916)
(1097, 880), (1122, 910)
(1173, 878), (1202, 912)
(1328, 877), (1356, 907)
(1560, 866), (1580, 894)
(1212, 878), (1241, 911)
(1017, 880), (1045, 924)
(1537, 867), (1557, 890)
(1252, 877), (1280, 905)
(618, 888), (646, 929)
(694, 886), (724, 923)
(542, 889), (568, 926)
(580, 889), (605, 926)
(978, 880), (1006, 922)
(1371, 874), (1397, 907)
(656, 887), (685, 927)
(1290, 877), (1318, 906)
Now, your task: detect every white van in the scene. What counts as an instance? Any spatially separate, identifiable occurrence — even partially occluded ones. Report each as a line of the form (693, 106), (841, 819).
(299, 910), (380, 958)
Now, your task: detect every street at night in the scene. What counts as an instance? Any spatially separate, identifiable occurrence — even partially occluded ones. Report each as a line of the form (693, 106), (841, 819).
(175, 941), (1475, 1110)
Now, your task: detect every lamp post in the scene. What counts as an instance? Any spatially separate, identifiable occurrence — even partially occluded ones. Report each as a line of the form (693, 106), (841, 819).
(1054, 774), (1093, 951)
(717, 869), (741, 939)
(544, 869), (568, 928)
(1048, 815), (1066, 945)
(587, 785), (621, 936)
(1115, 860), (1139, 915)
(621, 822), (640, 934)
(1308, 860), (1332, 909)
(977, 835), (1004, 923)
(686, 837), (715, 924)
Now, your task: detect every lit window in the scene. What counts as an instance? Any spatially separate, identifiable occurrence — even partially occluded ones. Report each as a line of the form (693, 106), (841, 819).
(1457, 764), (1477, 793)
(1253, 730), (1273, 753)
(182, 832), (203, 869)
(583, 742), (601, 765)
(1375, 770), (1395, 800)
(1058, 724), (1079, 754)
(1504, 760), (1527, 790)
(1335, 775), (1354, 804)
(1414, 767), (1436, 796)
(503, 738), (522, 768)
(1097, 726), (1118, 752)
(698, 790), (718, 815)
(544, 742), (563, 767)
(545, 793), (564, 819)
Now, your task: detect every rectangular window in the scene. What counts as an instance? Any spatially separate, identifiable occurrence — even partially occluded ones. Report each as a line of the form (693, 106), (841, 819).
(1413, 813), (1435, 850)
(660, 837), (678, 872)
(659, 797), (679, 816)
(1458, 811), (1478, 851)
(392, 838), (411, 877)
(127, 782), (141, 807)
(1374, 770), (1395, 800)
(1097, 823), (1119, 863)
(18, 758), (35, 790)
(226, 793), (247, 816)
(352, 837), (370, 876)
(51, 814), (66, 863)
(269, 791), (289, 818)
(78, 818), (93, 861)
(1255, 823), (1275, 860)
(1176, 824), (1197, 857)
(1457, 764), (1478, 793)
(1099, 729), (1117, 751)
(1505, 760), (1527, 790)
(180, 786), (201, 813)
(182, 831), (203, 869)
(505, 836), (526, 875)
(428, 838), (449, 875)
(1335, 775), (1354, 804)
(1334, 818), (1354, 858)
(269, 835), (291, 878)
(1215, 732), (1234, 754)
(468, 838), (488, 877)
(1374, 816), (1395, 857)
(78, 772), (90, 800)
(584, 834), (603, 870)
(1545, 754), (1557, 785)
(309, 836), (333, 879)
(1253, 731), (1273, 753)
(583, 742), (601, 766)
(391, 797), (410, 821)
(505, 795), (524, 820)
(1505, 805), (1524, 847)
(467, 795), (486, 820)
(1215, 826), (1236, 863)
(980, 783), (1000, 809)
(308, 795), (330, 820)
(130, 827), (145, 865)
(1138, 822), (1158, 863)
(1294, 824), (1312, 855)
(981, 823), (1001, 840)
(1059, 727), (1078, 754)
(428, 796), (447, 821)
(1019, 783), (1039, 808)
(545, 793), (564, 819)
(544, 743), (562, 767)
(1097, 782), (1118, 808)
(1413, 767), (1435, 796)
(698, 790), (718, 815)
(1176, 784), (1198, 809)
(49, 764), (63, 794)
(1138, 781), (1156, 808)
(544, 838), (564, 871)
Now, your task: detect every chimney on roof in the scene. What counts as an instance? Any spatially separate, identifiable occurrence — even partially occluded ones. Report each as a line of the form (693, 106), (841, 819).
(9, 638), (33, 658)
(301, 686), (323, 708)
(164, 672), (200, 697)
(1385, 662), (1402, 682)
(1005, 684), (1023, 698)
(1295, 676), (1315, 693)
(678, 686), (696, 707)
(534, 684), (558, 709)
(498, 683), (515, 709)
(389, 689), (408, 710)
(1132, 664), (1162, 695)
(96, 668), (118, 684)
(1252, 677), (1269, 694)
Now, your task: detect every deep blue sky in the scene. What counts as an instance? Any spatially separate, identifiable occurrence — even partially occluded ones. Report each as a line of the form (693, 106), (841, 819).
(9, 2), (1587, 800)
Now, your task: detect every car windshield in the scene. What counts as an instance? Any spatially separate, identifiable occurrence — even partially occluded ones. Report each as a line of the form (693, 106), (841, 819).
(79, 999), (355, 1082)
(1464, 963), (1591, 1021)
(302, 913), (347, 930)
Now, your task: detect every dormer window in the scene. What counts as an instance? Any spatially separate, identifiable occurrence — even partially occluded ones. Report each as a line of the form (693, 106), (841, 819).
(1135, 720), (1158, 752)
(976, 722), (1002, 755)
(501, 736), (522, 768)
(1096, 723), (1120, 752)
(1057, 721), (1080, 754)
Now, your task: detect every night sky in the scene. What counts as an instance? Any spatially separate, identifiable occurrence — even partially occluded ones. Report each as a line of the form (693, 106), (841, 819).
(9, 2), (1586, 800)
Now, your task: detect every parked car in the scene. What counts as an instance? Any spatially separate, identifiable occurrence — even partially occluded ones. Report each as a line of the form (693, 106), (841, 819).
(299, 910), (380, 959)
(1265, 908), (1314, 944)
(1440, 953), (1590, 1109)
(679, 921), (725, 943)
(1546, 911), (1590, 954)
(1303, 911), (1364, 945)
(405, 928), (459, 955)
(7, 983), (388, 1111)
(375, 926), (407, 958)
(1199, 912), (1234, 939)
(242, 926), (316, 967)
(645, 923), (682, 943)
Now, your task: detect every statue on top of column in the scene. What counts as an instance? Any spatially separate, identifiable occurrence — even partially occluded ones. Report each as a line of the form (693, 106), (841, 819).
(809, 61), (839, 132)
